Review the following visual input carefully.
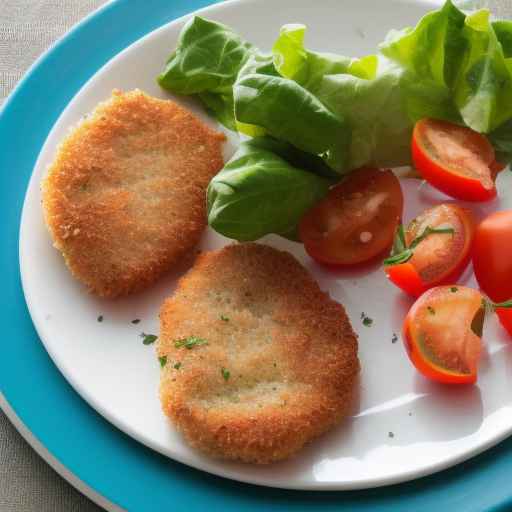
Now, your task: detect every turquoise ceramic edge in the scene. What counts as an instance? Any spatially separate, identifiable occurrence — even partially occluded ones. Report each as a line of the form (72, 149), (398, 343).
(1, 0), (512, 510)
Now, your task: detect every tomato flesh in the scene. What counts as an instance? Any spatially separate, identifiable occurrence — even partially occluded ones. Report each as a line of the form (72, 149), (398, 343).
(412, 118), (497, 202)
(300, 167), (403, 265)
(385, 204), (474, 296)
(403, 286), (484, 384)
(473, 210), (512, 336)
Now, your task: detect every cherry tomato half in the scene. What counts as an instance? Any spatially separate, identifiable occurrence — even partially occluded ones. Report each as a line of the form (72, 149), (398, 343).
(299, 167), (403, 265)
(403, 286), (484, 384)
(412, 118), (499, 202)
(473, 210), (512, 336)
(385, 204), (475, 297)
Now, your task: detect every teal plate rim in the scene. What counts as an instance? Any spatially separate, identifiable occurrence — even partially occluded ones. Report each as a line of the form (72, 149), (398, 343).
(1, 0), (512, 510)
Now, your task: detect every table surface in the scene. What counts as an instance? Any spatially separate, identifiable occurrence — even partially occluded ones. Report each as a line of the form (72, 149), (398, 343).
(0, 0), (510, 511)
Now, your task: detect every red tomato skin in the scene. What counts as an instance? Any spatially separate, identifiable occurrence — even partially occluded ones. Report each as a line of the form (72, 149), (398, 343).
(473, 210), (512, 302)
(386, 247), (472, 298)
(497, 309), (512, 337)
(473, 210), (512, 337)
(490, 160), (507, 175)
(386, 263), (426, 297)
(385, 205), (475, 297)
(300, 168), (403, 266)
(412, 124), (497, 202)
(403, 294), (477, 385)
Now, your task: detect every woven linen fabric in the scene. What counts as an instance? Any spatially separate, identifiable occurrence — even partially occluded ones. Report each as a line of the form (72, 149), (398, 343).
(1, 1), (106, 510)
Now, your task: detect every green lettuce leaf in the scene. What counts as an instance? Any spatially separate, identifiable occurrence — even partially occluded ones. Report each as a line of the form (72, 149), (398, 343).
(489, 119), (512, 163)
(455, 10), (512, 132)
(207, 138), (331, 241)
(380, 0), (466, 89)
(233, 54), (351, 171)
(158, 16), (254, 129)
(272, 25), (413, 169)
(197, 91), (236, 131)
(158, 3), (512, 175)
(272, 24), (351, 87)
(493, 21), (512, 58)
(381, 2), (512, 133)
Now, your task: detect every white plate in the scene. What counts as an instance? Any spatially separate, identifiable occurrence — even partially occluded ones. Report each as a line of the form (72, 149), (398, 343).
(20, 0), (512, 490)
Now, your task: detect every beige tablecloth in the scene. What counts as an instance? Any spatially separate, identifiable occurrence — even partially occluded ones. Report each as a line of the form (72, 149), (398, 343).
(1, 0), (510, 511)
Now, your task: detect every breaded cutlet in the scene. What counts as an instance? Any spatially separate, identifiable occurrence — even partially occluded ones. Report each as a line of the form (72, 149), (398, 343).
(158, 243), (359, 464)
(42, 89), (225, 298)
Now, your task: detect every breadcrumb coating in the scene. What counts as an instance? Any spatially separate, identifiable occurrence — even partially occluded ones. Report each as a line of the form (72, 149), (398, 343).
(158, 243), (359, 463)
(42, 89), (225, 297)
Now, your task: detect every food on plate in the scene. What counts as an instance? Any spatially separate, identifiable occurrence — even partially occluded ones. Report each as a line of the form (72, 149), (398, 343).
(403, 286), (484, 384)
(299, 167), (403, 265)
(385, 204), (475, 296)
(403, 285), (512, 383)
(473, 210), (512, 336)
(159, 2), (512, 241)
(158, 243), (359, 463)
(411, 118), (501, 202)
(42, 89), (225, 297)
(207, 137), (333, 242)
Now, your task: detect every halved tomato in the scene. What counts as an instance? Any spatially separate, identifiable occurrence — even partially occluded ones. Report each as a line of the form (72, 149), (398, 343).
(403, 286), (484, 384)
(473, 210), (512, 336)
(385, 204), (475, 297)
(412, 118), (499, 202)
(299, 167), (403, 265)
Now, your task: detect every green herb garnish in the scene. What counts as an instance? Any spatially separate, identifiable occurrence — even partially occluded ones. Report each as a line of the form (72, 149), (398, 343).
(490, 299), (512, 309)
(159, 356), (167, 368)
(97, 315), (103, 323)
(173, 362), (182, 370)
(362, 316), (373, 327)
(388, 431), (395, 438)
(131, 319), (141, 324)
(450, 287), (458, 293)
(392, 333), (398, 344)
(384, 224), (454, 266)
(221, 367), (230, 381)
(174, 336), (208, 349)
(220, 315), (230, 322)
(141, 333), (158, 345)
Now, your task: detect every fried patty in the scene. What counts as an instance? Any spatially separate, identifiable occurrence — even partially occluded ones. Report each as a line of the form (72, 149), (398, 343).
(42, 89), (225, 298)
(158, 243), (359, 463)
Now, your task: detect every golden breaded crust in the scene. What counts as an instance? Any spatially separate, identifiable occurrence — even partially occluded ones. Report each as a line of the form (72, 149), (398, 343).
(158, 243), (359, 463)
(42, 89), (225, 297)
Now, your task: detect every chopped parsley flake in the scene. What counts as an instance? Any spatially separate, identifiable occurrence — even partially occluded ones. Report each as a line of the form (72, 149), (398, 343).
(388, 431), (395, 438)
(360, 312), (366, 319)
(97, 315), (103, 323)
(174, 336), (208, 350)
(427, 306), (436, 315)
(141, 333), (157, 345)
(131, 319), (141, 324)
(362, 316), (373, 327)
(220, 315), (230, 322)
(173, 362), (182, 370)
(221, 367), (230, 381)
(392, 333), (398, 344)
(450, 287), (458, 293)
(158, 356), (167, 368)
